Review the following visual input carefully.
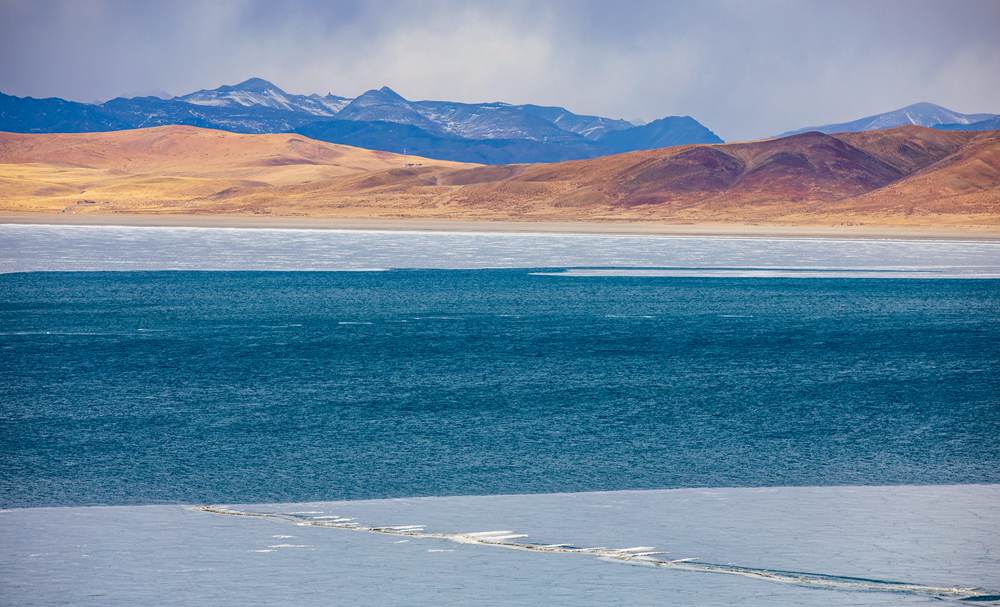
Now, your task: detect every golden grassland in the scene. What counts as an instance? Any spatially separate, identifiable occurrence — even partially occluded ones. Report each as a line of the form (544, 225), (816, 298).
(1, 125), (998, 235)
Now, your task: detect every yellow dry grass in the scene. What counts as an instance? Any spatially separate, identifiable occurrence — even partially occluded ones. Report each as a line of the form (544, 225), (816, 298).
(1, 124), (998, 231)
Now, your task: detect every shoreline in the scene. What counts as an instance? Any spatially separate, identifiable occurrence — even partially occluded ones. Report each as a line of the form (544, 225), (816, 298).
(3, 212), (1000, 241)
(4, 482), (997, 512)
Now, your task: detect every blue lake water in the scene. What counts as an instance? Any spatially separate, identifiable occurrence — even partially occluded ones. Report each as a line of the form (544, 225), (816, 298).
(3, 225), (1000, 605)
(2, 268), (998, 508)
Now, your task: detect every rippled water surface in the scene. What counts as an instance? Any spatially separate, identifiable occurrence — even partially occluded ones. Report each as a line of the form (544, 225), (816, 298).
(2, 269), (998, 507)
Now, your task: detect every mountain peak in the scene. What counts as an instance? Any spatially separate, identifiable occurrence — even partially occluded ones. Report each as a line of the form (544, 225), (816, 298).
(645, 115), (697, 127)
(375, 85), (406, 101)
(901, 101), (952, 111)
(345, 86), (411, 108)
(175, 77), (348, 116)
(780, 102), (997, 136)
(230, 77), (281, 92)
(597, 114), (723, 152)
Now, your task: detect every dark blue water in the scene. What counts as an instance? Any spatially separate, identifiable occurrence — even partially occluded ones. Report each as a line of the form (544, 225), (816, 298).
(2, 270), (998, 508)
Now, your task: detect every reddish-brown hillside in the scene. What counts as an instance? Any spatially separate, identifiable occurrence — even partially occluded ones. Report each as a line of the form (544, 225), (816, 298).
(1, 125), (997, 229)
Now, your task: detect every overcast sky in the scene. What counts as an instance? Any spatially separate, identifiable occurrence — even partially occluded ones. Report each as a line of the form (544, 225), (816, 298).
(1, 0), (998, 140)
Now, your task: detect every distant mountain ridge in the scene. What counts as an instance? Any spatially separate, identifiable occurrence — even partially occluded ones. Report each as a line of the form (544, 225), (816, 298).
(781, 102), (997, 136)
(0, 78), (722, 164)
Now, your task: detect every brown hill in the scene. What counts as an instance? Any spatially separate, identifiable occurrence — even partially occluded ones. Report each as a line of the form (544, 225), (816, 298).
(0, 126), (470, 215)
(1, 125), (997, 229)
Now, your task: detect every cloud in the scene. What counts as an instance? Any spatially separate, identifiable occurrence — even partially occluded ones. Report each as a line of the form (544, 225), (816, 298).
(1, 0), (998, 139)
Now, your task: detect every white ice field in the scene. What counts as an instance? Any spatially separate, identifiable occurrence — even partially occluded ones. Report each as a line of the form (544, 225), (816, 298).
(3, 485), (998, 606)
(2, 223), (1000, 275)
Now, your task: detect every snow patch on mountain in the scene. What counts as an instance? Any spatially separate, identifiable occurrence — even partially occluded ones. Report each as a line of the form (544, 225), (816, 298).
(178, 78), (350, 117)
(781, 102), (998, 136)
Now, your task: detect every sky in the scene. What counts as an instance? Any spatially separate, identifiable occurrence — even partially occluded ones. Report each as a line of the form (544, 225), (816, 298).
(1, 0), (998, 141)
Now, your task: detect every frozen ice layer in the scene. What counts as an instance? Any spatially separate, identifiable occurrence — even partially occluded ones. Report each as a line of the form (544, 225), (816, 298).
(2, 485), (998, 606)
(2, 223), (999, 274)
(534, 267), (1000, 278)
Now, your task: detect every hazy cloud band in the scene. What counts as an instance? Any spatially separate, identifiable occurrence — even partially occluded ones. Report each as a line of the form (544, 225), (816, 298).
(1, 0), (998, 140)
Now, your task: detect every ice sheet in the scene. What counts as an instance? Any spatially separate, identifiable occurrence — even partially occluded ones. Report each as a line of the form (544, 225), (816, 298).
(2, 485), (998, 606)
(2, 223), (999, 274)
(535, 268), (1000, 278)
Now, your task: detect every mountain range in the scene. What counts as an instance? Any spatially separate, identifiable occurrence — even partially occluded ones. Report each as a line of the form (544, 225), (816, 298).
(2, 79), (995, 166)
(781, 102), (998, 136)
(2, 125), (996, 230)
(0, 78), (723, 164)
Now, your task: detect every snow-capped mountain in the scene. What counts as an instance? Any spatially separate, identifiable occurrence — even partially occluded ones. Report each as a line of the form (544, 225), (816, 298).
(100, 95), (321, 133)
(335, 86), (444, 133)
(173, 79), (635, 143)
(178, 77), (350, 116)
(516, 105), (633, 140)
(329, 88), (634, 143)
(781, 102), (997, 136)
(168, 78), (645, 143)
(409, 100), (631, 142)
